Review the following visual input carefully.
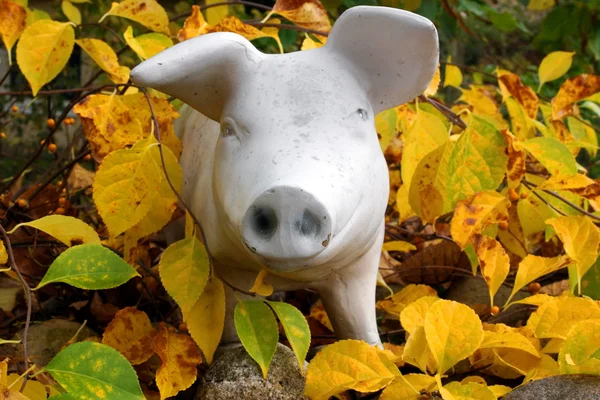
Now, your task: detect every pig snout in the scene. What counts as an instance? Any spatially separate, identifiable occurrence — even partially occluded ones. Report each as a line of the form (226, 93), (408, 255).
(241, 185), (333, 261)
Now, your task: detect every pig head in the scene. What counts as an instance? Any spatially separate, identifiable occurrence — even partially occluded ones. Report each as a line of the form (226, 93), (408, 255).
(131, 6), (438, 347)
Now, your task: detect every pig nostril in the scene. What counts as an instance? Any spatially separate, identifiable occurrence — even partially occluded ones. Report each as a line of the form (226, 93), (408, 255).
(250, 207), (278, 239)
(297, 210), (321, 237)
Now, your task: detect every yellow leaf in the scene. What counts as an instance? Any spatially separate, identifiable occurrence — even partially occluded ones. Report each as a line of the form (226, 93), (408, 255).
(439, 381), (496, 400)
(538, 51), (575, 91)
(500, 130), (526, 189)
(523, 353), (560, 382)
(424, 65), (440, 97)
(488, 385), (512, 398)
(209, 16), (283, 54)
(0, 0), (26, 65)
(376, 107), (398, 152)
(76, 38), (130, 84)
(184, 277), (225, 364)
(528, 0), (555, 10)
(6, 373), (48, 400)
(396, 184), (416, 222)
(16, 20), (74, 96)
(402, 326), (437, 374)
(61, 0), (81, 24)
(498, 69), (539, 119)
(546, 216), (600, 289)
(479, 330), (539, 357)
(0, 241), (7, 265)
(382, 343), (405, 367)
(121, 92), (182, 159)
(177, 5), (210, 42)
(380, 374), (437, 400)
(382, 241), (416, 253)
(249, 269), (274, 296)
(102, 307), (157, 365)
(309, 299), (333, 331)
(459, 86), (500, 119)
(558, 319), (600, 374)
(272, 0), (331, 38)
(507, 293), (555, 308)
(93, 133), (182, 237)
(305, 339), (400, 400)
(205, 0), (229, 24)
(301, 34), (325, 50)
(401, 108), (448, 189)
(8, 215), (101, 246)
(377, 284), (438, 317)
(159, 236), (210, 315)
(537, 173), (595, 190)
(100, 0), (169, 34)
(154, 322), (202, 400)
(400, 296), (440, 335)
(444, 59), (462, 88)
(73, 93), (143, 161)
(542, 338), (564, 354)
(506, 97), (535, 140)
(424, 299), (484, 376)
(528, 296), (600, 339)
(124, 26), (172, 60)
(450, 191), (510, 249)
(505, 255), (570, 306)
(473, 236), (510, 307)
(552, 74), (600, 120)
(409, 142), (453, 223)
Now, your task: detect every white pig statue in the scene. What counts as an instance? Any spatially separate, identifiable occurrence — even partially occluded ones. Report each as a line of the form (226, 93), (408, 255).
(130, 6), (439, 347)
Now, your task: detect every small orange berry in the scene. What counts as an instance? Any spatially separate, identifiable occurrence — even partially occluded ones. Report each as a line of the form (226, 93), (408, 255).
(61, 188), (67, 195)
(178, 323), (188, 332)
(55, 207), (65, 215)
(58, 197), (67, 206)
(83, 154), (92, 161)
(17, 198), (28, 208)
(490, 306), (500, 316)
(47, 143), (57, 153)
(57, 180), (63, 186)
(168, 326), (176, 333)
(11, 105), (18, 112)
(498, 220), (509, 231)
(508, 188), (519, 202)
(0, 132), (5, 139)
(47, 118), (56, 129)
(520, 191), (529, 199)
(528, 282), (541, 293)
(136, 282), (143, 291)
(40, 140), (45, 146)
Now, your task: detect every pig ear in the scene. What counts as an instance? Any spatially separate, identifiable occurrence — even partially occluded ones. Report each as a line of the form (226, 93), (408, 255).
(325, 6), (439, 114)
(130, 33), (262, 122)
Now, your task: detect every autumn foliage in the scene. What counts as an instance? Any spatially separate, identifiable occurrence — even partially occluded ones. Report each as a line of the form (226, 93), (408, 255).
(0, 0), (600, 399)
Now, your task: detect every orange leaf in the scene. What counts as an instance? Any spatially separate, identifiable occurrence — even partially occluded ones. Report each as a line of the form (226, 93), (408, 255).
(272, 0), (330, 36)
(177, 5), (210, 42)
(102, 306), (156, 365)
(500, 130), (525, 189)
(552, 74), (600, 120)
(0, 0), (26, 65)
(498, 69), (539, 119)
(208, 16), (282, 52)
(154, 322), (203, 400)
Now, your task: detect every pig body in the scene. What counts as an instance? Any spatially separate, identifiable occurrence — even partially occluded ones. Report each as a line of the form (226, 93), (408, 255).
(131, 6), (439, 347)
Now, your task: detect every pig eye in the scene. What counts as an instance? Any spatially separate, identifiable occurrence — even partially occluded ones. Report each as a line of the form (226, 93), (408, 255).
(356, 109), (369, 121)
(221, 122), (236, 137)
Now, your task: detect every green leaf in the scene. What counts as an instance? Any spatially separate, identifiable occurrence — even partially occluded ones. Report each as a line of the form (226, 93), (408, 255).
(45, 342), (145, 400)
(519, 137), (577, 178)
(234, 300), (279, 378)
(446, 116), (508, 207)
(49, 395), (77, 400)
(159, 236), (209, 314)
(266, 301), (311, 371)
(35, 244), (139, 290)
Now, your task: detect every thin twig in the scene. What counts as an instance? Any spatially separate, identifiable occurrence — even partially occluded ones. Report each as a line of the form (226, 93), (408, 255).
(246, 22), (329, 37)
(0, 224), (32, 390)
(521, 180), (567, 217)
(523, 179), (600, 222)
(0, 64), (13, 87)
(170, 0), (273, 21)
(419, 95), (467, 130)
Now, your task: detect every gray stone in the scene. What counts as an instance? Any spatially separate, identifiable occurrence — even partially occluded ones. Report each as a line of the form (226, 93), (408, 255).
(504, 374), (600, 400)
(12, 319), (97, 367)
(196, 343), (307, 400)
